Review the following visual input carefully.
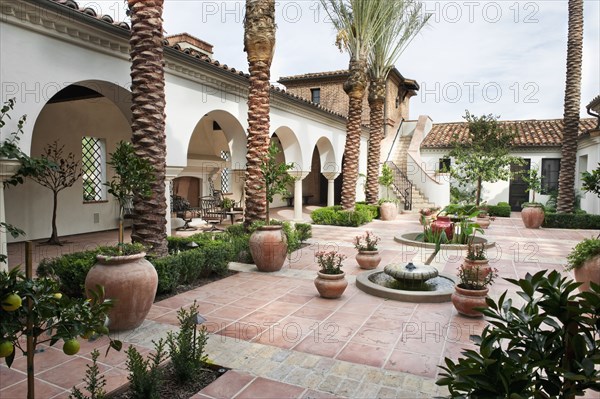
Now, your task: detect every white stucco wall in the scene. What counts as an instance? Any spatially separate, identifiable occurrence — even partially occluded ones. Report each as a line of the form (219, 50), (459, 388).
(578, 135), (600, 214)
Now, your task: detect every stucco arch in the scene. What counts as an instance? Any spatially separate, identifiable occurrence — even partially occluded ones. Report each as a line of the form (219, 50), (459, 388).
(315, 136), (339, 174)
(272, 126), (303, 170)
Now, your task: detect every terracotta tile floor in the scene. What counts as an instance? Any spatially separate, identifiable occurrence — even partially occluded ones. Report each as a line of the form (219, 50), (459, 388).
(2, 209), (599, 398)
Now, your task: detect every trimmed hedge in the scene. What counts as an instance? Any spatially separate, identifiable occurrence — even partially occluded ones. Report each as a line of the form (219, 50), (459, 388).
(37, 250), (99, 298)
(488, 202), (511, 217)
(542, 213), (600, 230)
(311, 204), (375, 227)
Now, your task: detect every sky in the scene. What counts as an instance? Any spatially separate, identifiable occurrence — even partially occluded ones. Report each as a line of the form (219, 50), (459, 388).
(92, 0), (599, 123)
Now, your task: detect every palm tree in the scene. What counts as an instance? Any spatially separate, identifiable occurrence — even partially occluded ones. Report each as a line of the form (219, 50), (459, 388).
(243, 0), (276, 226)
(557, 0), (584, 213)
(321, 0), (393, 210)
(365, 1), (428, 205)
(127, 0), (168, 256)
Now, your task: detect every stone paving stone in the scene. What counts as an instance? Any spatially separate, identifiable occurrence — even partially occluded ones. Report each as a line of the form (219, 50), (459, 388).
(348, 381), (380, 399)
(272, 348), (292, 363)
(301, 353), (322, 368)
(333, 378), (360, 397)
(377, 386), (398, 399)
(285, 367), (313, 386)
(266, 363), (296, 380)
(301, 372), (325, 390)
(318, 374), (343, 394)
(382, 371), (406, 388)
(362, 368), (384, 385)
(313, 357), (337, 375)
(284, 350), (312, 366)
(402, 374), (424, 391)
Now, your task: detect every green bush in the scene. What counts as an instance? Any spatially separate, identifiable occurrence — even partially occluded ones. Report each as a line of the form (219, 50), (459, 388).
(151, 255), (180, 295)
(488, 203), (511, 217)
(37, 250), (99, 298)
(311, 205), (374, 227)
(356, 201), (380, 219)
(175, 249), (207, 283)
(200, 240), (233, 276)
(126, 340), (167, 399)
(295, 223), (312, 244)
(543, 213), (600, 229)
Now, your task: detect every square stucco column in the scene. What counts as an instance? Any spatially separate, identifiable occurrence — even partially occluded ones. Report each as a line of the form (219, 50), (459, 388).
(0, 160), (21, 271)
(288, 171), (310, 222)
(165, 166), (183, 236)
(322, 172), (340, 207)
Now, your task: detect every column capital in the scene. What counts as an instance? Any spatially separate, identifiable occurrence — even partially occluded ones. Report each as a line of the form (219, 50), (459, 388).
(165, 166), (184, 181)
(322, 171), (340, 180)
(288, 170), (310, 180)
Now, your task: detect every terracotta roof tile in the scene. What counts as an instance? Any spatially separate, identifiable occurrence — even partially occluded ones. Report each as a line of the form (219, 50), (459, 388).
(278, 70), (350, 82)
(45, 0), (346, 120)
(421, 118), (597, 149)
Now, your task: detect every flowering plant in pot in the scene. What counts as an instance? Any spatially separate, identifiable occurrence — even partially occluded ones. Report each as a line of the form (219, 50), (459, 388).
(353, 231), (381, 270)
(85, 141), (158, 331)
(314, 251), (347, 299)
(419, 207), (439, 225)
(249, 142), (295, 272)
(452, 251), (498, 317)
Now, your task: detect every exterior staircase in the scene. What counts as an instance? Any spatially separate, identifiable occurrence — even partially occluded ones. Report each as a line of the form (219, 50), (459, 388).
(386, 131), (437, 212)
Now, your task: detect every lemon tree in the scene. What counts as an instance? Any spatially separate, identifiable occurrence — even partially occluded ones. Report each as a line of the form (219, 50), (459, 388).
(0, 268), (122, 398)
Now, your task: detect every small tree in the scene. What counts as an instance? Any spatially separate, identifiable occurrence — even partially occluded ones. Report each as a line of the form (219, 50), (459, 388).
(104, 141), (154, 251)
(259, 142), (294, 225)
(522, 168), (543, 204)
(378, 163), (394, 201)
(450, 111), (523, 205)
(30, 141), (82, 245)
(581, 163), (600, 197)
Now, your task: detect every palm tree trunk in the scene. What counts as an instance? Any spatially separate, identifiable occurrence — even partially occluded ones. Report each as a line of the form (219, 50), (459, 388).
(557, 0), (584, 213)
(128, 0), (168, 256)
(365, 78), (386, 205)
(243, 0), (275, 227)
(341, 58), (368, 211)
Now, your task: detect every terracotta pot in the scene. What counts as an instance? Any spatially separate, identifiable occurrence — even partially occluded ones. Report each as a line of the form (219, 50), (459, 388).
(476, 216), (490, 229)
(249, 225), (288, 272)
(355, 250), (381, 270)
(451, 285), (489, 317)
(431, 216), (454, 240)
(521, 205), (544, 229)
(574, 254), (600, 292)
(379, 202), (397, 221)
(314, 271), (348, 299)
(462, 259), (492, 283)
(85, 252), (157, 331)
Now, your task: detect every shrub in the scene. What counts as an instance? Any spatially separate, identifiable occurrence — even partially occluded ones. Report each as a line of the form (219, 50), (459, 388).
(166, 302), (208, 383)
(69, 349), (106, 399)
(200, 240), (233, 276)
(543, 213), (600, 229)
(295, 223), (312, 244)
(125, 340), (167, 399)
(176, 249), (207, 282)
(37, 250), (99, 298)
(151, 255), (180, 295)
(356, 202), (380, 219)
(311, 205), (374, 227)
(487, 202), (511, 217)
(566, 238), (600, 270)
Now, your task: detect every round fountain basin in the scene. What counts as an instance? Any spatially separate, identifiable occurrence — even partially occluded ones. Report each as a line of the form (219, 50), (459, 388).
(384, 262), (438, 282)
(356, 270), (456, 303)
(394, 232), (495, 250)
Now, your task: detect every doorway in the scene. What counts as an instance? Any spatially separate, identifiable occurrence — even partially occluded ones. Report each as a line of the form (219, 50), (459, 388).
(509, 159), (530, 211)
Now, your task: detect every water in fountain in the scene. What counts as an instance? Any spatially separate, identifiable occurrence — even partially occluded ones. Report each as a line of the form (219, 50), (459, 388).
(369, 262), (454, 292)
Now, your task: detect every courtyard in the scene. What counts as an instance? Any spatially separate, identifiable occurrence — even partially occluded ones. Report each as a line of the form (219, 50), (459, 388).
(1, 210), (598, 399)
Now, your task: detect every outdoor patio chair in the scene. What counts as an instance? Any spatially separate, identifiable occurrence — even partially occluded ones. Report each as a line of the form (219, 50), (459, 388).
(200, 196), (225, 231)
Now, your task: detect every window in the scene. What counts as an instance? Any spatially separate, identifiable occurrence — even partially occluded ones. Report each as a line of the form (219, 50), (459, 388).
(82, 137), (106, 201)
(439, 157), (451, 173)
(310, 88), (321, 104)
(541, 158), (560, 195)
(220, 150), (230, 193)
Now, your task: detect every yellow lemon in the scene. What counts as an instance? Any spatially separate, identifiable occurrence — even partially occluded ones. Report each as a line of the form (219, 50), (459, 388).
(1, 293), (22, 312)
(53, 293), (62, 300)
(0, 341), (14, 358)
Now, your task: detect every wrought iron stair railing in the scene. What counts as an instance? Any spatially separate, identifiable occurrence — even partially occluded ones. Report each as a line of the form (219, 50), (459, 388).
(384, 160), (412, 211)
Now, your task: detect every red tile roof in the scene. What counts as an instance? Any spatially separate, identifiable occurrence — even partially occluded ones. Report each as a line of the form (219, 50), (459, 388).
(421, 118), (597, 148)
(279, 68), (419, 90)
(43, 0), (346, 120)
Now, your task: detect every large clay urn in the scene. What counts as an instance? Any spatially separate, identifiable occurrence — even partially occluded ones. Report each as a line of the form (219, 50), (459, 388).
(379, 202), (397, 221)
(355, 250), (381, 270)
(431, 216), (454, 240)
(314, 271), (347, 299)
(249, 225), (288, 272)
(476, 216), (491, 229)
(574, 254), (600, 292)
(85, 252), (157, 331)
(521, 204), (544, 229)
(451, 285), (488, 317)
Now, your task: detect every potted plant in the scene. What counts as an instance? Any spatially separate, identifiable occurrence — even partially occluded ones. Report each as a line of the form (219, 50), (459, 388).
(353, 231), (381, 270)
(476, 203), (491, 229)
(84, 141), (158, 331)
(248, 142), (295, 272)
(314, 250), (347, 299)
(451, 255), (498, 317)
(378, 163), (397, 221)
(566, 238), (600, 292)
(221, 197), (235, 211)
(521, 169), (544, 229)
(462, 240), (492, 284)
(419, 207), (439, 226)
